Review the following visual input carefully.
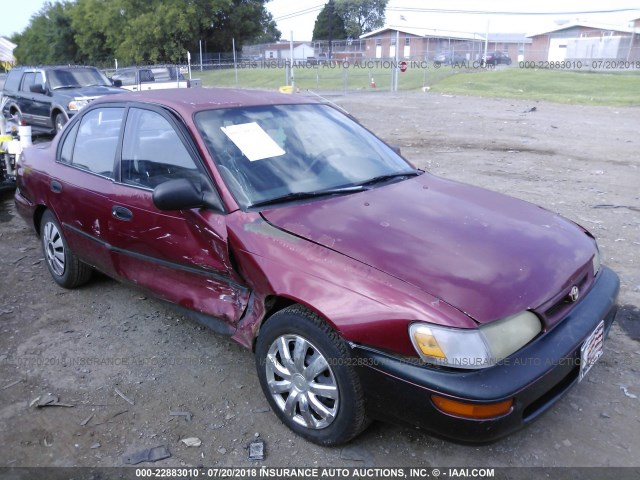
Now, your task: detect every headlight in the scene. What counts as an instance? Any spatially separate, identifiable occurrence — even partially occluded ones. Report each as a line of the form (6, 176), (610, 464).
(68, 98), (91, 111)
(409, 311), (542, 369)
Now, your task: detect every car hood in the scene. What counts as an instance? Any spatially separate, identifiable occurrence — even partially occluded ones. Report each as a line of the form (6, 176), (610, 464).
(260, 174), (595, 324)
(53, 85), (124, 98)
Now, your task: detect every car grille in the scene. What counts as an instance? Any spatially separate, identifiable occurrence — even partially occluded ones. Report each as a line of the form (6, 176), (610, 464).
(536, 262), (595, 329)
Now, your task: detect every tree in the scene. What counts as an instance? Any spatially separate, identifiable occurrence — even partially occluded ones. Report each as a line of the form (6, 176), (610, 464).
(312, 1), (347, 41)
(200, 0), (281, 54)
(335, 0), (388, 38)
(253, 10), (282, 44)
(13, 0), (279, 65)
(12, 1), (79, 65)
(70, 0), (128, 64)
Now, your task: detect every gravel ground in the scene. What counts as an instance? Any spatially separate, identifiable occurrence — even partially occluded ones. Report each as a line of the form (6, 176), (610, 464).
(0, 92), (639, 470)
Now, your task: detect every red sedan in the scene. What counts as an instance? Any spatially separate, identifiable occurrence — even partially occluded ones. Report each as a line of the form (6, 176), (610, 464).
(15, 88), (618, 445)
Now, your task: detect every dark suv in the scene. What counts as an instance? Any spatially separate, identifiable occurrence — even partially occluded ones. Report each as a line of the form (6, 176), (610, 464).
(1, 66), (124, 134)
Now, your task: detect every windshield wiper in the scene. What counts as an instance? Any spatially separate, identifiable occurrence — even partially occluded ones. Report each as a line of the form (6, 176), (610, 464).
(249, 185), (365, 208)
(52, 85), (81, 90)
(354, 170), (421, 188)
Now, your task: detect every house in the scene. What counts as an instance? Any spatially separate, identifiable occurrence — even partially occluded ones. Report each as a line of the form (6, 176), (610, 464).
(0, 37), (17, 71)
(360, 26), (486, 61)
(525, 21), (640, 62)
(261, 42), (315, 63)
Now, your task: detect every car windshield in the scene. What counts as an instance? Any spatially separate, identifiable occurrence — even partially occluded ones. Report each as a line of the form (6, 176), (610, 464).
(194, 104), (416, 208)
(49, 68), (112, 89)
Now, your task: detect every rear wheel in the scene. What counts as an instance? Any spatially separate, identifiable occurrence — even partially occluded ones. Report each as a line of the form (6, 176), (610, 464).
(40, 210), (92, 288)
(255, 305), (369, 445)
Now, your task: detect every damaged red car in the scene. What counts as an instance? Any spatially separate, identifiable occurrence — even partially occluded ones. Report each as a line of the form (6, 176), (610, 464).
(15, 89), (619, 446)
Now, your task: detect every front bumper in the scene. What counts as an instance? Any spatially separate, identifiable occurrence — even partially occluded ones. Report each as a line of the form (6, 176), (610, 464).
(351, 266), (619, 443)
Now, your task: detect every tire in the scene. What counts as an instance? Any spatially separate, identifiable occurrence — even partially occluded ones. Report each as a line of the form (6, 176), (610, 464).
(255, 305), (369, 446)
(40, 210), (92, 288)
(54, 113), (68, 133)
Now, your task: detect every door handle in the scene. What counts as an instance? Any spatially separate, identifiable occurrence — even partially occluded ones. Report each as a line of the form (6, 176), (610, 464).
(50, 180), (62, 193)
(112, 206), (133, 221)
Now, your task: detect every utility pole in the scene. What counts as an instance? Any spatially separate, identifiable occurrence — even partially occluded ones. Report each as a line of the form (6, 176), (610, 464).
(483, 19), (490, 64)
(328, 0), (334, 59)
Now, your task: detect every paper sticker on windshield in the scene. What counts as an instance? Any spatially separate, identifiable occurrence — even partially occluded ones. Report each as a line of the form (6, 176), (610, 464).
(221, 122), (285, 161)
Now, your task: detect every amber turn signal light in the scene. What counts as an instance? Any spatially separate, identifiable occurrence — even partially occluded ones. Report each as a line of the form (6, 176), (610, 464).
(431, 395), (513, 419)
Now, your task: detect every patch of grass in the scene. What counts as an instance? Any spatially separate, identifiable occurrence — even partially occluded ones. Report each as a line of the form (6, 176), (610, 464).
(196, 64), (455, 92)
(195, 64), (640, 106)
(428, 68), (640, 106)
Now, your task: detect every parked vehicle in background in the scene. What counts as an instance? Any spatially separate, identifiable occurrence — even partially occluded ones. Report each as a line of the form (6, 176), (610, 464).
(1, 66), (125, 134)
(482, 51), (512, 66)
(433, 52), (467, 65)
(15, 88), (618, 446)
(111, 67), (192, 91)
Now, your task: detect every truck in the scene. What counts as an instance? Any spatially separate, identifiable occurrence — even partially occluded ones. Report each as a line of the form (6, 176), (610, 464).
(110, 67), (197, 91)
(1, 65), (125, 134)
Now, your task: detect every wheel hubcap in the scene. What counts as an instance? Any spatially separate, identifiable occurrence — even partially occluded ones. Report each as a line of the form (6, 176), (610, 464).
(43, 221), (65, 276)
(265, 334), (339, 429)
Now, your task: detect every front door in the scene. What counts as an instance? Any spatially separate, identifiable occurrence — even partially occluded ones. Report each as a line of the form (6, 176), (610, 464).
(108, 106), (249, 325)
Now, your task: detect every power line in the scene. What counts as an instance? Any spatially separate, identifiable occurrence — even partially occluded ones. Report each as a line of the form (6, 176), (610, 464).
(387, 6), (640, 16)
(273, 4), (325, 22)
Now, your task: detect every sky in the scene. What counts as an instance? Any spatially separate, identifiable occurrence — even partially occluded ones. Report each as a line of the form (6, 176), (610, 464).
(2, 0), (640, 40)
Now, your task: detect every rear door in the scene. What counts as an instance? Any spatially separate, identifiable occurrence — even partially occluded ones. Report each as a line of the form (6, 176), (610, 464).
(108, 105), (249, 325)
(48, 106), (125, 275)
(17, 70), (49, 127)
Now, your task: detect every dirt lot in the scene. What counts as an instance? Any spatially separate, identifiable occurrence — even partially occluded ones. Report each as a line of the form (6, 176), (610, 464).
(0, 92), (639, 470)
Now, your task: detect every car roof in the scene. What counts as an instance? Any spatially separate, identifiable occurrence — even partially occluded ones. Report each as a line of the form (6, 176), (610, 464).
(91, 88), (320, 114)
(11, 65), (101, 71)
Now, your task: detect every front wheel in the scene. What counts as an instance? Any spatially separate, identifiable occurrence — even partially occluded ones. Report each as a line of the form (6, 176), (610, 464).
(255, 305), (369, 445)
(40, 210), (92, 288)
(54, 113), (68, 133)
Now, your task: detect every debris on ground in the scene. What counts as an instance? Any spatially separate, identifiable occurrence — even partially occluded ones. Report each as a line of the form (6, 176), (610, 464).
(618, 385), (638, 399)
(80, 413), (94, 426)
(34, 394), (74, 408)
(248, 437), (265, 460)
(2, 379), (21, 390)
(123, 445), (171, 465)
(180, 437), (202, 447)
(114, 387), (134, 405)
(169, 410), (193, 422)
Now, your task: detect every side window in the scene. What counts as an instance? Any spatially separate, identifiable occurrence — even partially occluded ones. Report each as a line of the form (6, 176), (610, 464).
(4, 70), (22, 92)
(59, 122), (80, 164)
(20, 72), (36, 92)
(33, 72), (44, 88)
(70, 108), (124, 177)
(118, 71), (136, 86)
(121, 108), (200, 189)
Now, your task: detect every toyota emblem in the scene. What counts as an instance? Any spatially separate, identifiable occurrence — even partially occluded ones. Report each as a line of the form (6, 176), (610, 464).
(568, 286), (580, 302)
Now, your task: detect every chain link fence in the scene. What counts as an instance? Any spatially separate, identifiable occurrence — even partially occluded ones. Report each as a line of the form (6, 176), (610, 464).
(96, 34), (640, 95)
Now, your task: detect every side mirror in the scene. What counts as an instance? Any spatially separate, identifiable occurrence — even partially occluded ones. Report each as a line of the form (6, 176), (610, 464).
(388, 144), (402, 156)
(153, 178), (223, 212)
(112, 79), (123, 87)
(30, 83), (46, 94)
